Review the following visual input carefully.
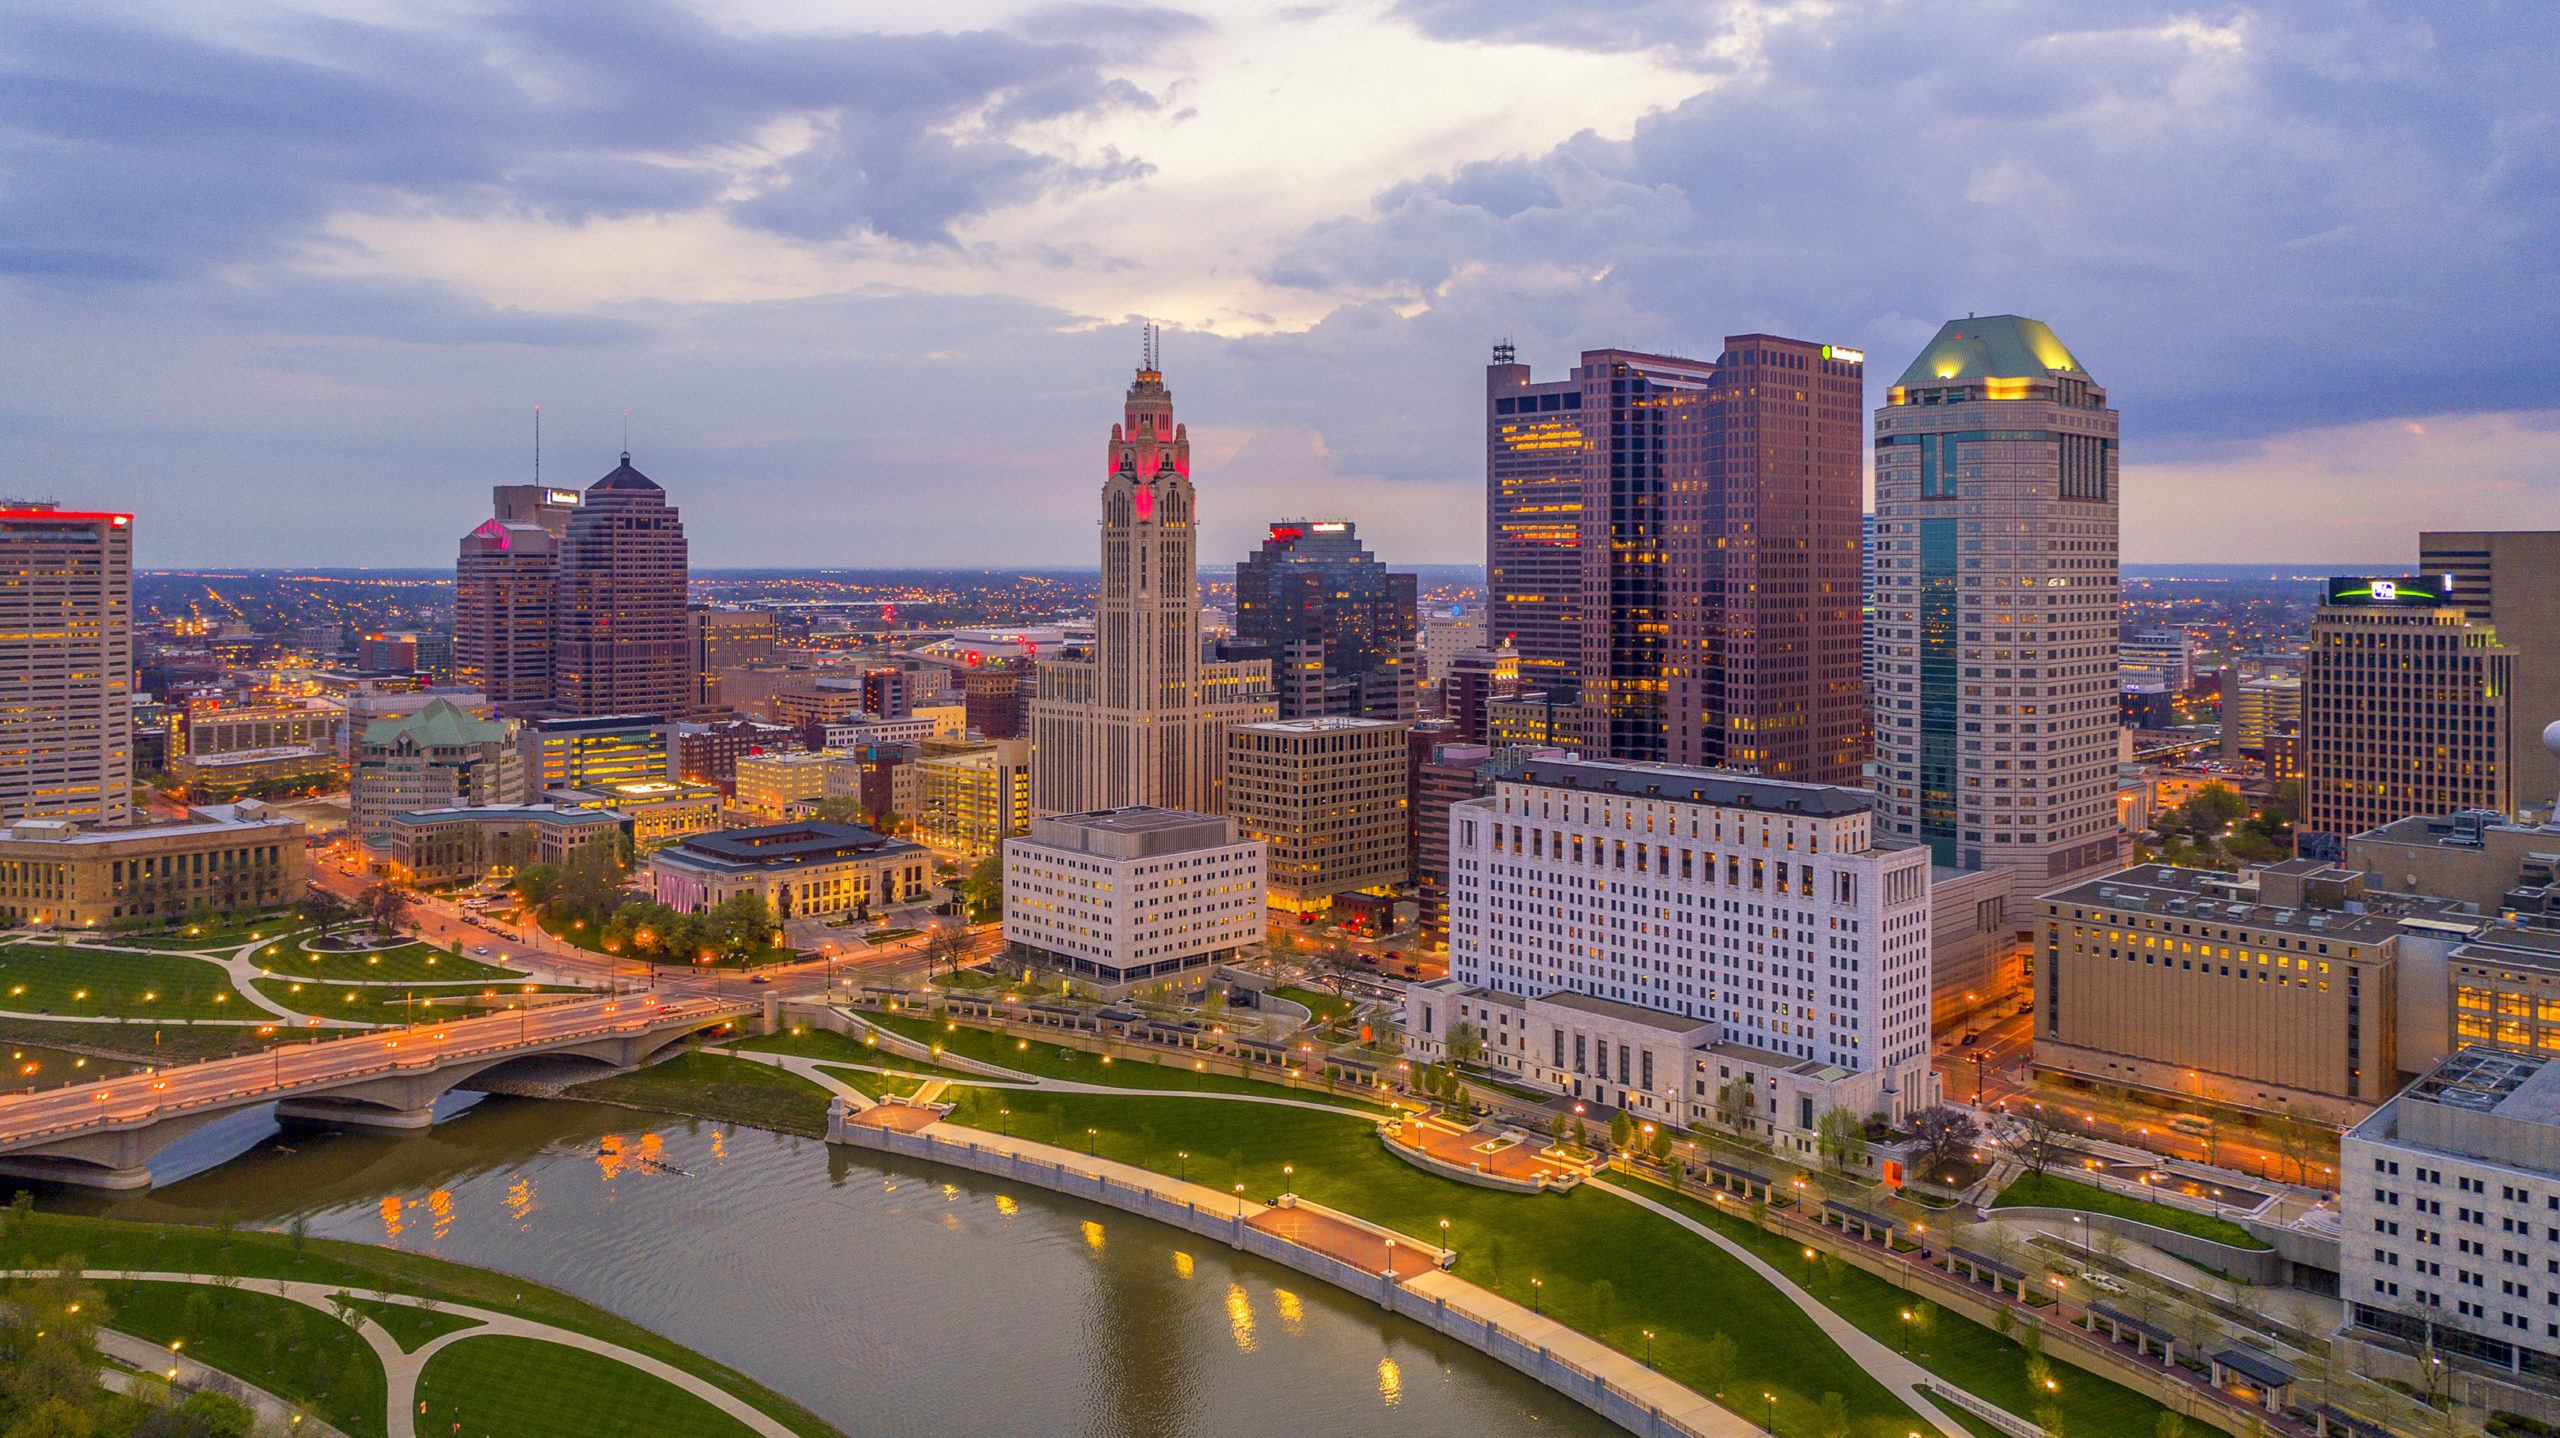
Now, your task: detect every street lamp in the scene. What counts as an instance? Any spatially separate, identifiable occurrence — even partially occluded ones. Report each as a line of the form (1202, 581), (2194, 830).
(1529, 1277), (1542, 1313)
(1900, 1309), (1912, 1352)
(1642, 1328), (1655, 1368)
(1762, 1394), (1775, 1433)
(1085, 1126), (1097, 1155)
(1177, 1150), (1189, 1182)
(999, 1107), (1010, 1136)
(1384, 1238), (1397, 1278)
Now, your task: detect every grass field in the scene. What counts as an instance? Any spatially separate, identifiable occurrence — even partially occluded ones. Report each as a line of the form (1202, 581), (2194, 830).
(1268, 985), (1362, 1023)
(97, 913), (304, 949)
(3, 1212), (839, 1438)
(100, 1279), (388, 1438)
(343, 1295), (483, 1351)
(250, 978), (584, 1025)
(867, 1011), (1395, 1110)
(730, 1026), (982, 1078)
(822, 1067), (924, 1100)
(0, 1016), (264, 1063)
(568, 1051), (833, 1138)
(931, 1084), (1923, 1437)
(0, 945), (247, 1020)
(1624, 1174), (2177, 1438)
(416, 1336), (767, 1438)
(1, 1041), (139, 1089)
(1991, 1171), (2271, 1250)
(254, 940), (528, 983)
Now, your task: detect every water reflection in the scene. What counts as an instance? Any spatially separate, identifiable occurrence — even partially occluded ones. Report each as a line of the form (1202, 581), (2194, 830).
(61, 1097), (1618, 1438)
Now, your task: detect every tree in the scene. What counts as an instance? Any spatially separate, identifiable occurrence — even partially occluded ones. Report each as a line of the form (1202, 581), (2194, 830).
(2014, 1104), (2068, 1178)
(1910, 1300), (1937, 1352)
(2033, 1404), (2067, 1438)
(1815, 1105), (1868, 1172)
(962, 854), (1003, 921)
(1609, 1110), (1635, 1153)
(1647, 1126), (1675, 1165)
(1714, 1077), (1754, 1136)
(1548, 1111), (1571, 1148)
(1815, 1392), (1850, 1438)
(298, 889), (351, 937)
(2154, 1415), (2187, 1438)
(812, 796), (865, 825)
(360, 882), (412, 937)
(1908, 1105), (1982, 1180)
(1445, 1020), (1485, 1067)
(2267, 1112), (2327, 1186)
(513, 862), (560, 908)
(1696, 1332), (1737, 1396)
(921, 921), (971, 977)
(710, 891), (777, 958)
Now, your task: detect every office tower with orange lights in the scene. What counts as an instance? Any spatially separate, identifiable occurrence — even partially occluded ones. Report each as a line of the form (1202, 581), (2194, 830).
(456, 483), (577, 715)
(551, 455), (692, 718)
(0, 503), (133, 827)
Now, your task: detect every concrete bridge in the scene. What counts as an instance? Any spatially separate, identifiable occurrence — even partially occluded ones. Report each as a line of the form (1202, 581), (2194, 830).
(0, 994), (752, 1190)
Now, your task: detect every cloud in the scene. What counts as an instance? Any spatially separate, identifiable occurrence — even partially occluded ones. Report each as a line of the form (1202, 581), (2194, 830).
(0, 0), (1160, 281)
(1285, 0), (2560, 450)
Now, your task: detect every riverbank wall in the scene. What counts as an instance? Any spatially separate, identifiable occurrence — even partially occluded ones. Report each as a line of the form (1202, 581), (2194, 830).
(828, 1103), (1778, 1438)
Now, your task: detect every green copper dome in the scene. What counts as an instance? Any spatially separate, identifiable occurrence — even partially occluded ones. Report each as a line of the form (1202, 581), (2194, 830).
(1893, 315), (2089, 388)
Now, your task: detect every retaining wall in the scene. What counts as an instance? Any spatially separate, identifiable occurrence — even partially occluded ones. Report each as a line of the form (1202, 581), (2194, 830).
(1985, 1204), (2286, 1285)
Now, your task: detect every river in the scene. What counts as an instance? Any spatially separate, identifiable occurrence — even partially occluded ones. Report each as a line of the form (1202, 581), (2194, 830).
(58, 1096), (1622, 1438)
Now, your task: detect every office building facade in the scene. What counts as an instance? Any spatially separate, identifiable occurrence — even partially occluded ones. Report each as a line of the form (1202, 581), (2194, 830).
(1485, 343), (1586, 703)
(2422, 531), (2560, 812)
(455, 484), (577, 714)
(552, 456), (691, 718)
(1870, 315), (2123, 901)
(0, 802), (304, 927)
(2302, 576), (2513, 860)
(646, 821), (930, 920)
(1224, 717), (1411, 913)
(1029, 357), (1274, 815)
(0, 505), (132, 828)
(913, 738), (1031, 859)
(1233, 520), (1418, 723)
(689, 608), (777, 707)
(350, 698), (527, 836)
(520, 713), (673, 792)
(1002, 807), (1266, 997)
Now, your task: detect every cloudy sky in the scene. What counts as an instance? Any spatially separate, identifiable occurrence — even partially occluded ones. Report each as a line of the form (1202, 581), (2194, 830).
(3, 0), (2554, 570)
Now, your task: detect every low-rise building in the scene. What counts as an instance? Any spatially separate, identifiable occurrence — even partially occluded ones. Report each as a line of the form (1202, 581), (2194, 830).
(520, 714), (672, 791)
(644, 822), (930, 919)
(2343, 1046), (2560, 1382)
(350, 698), (525, 836)
(0, 803), (307, 927)
(548, 780), (722, 848)
(674, 718), (800, 796)
(170, 745), (343, 802)
(912, 738), (1030, 859)
(817, 713), (937, 749)
(375, 804), (625, 886)
(2350, 810), (2560, 919)
(729, 751), (847, 824)
(1002, 808), (1265, 998)
(2035, 859), (2481, 1123)
(1225, 717), (1411, 914)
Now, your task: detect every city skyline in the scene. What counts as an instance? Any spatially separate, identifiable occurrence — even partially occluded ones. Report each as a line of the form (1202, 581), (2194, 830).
(4, 2), (2553, 570)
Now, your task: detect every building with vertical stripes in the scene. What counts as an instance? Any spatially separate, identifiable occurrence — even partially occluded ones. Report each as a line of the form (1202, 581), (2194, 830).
(0, 504), (132, 828)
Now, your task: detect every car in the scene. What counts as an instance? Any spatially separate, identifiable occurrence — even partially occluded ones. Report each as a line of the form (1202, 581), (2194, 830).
(748, 974), (771, 985)
(472, 946), (491, 956)
(1960, 1031), (1981, 1046)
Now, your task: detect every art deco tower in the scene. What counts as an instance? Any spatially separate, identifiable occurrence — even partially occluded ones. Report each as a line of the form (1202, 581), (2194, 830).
(1031, 334), (1273, 814)
(551, 455), (691, 718)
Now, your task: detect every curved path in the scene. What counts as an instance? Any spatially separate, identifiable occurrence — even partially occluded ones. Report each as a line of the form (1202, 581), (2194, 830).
(1587, 1177), (1977, 1438)
(712, 1042), (1391, 1124)
(96, 1326), (352, 1437)
(17, 1270), (796, 1438)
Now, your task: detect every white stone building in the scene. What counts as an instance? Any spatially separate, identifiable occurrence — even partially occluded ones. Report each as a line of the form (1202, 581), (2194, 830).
(1002, 807), (1264, 998)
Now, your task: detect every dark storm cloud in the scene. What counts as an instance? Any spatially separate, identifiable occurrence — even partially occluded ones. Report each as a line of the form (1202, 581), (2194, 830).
(0, 0), (1157, 280)
(1297, 0), (2560, 450)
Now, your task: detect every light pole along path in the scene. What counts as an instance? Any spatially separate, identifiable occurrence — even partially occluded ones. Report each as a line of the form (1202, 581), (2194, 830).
(10, 1271), (799, 1438)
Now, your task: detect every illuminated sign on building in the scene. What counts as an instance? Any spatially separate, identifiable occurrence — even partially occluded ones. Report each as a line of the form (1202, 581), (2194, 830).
(1821, 345), (1865, 364)
(1311, 522), (1348, 533)
(2324, 575), (2453, 608)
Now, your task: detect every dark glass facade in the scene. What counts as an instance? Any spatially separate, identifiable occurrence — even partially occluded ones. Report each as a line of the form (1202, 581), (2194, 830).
(1232, 520), (1417, 721)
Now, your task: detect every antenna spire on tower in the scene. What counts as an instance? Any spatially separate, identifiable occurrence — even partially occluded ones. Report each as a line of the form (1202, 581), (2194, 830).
(533, 405), (541, 483)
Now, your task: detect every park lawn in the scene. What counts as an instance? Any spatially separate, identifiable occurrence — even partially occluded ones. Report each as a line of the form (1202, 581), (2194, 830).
(2, 1041), (139, 1088)
(568, 1051), (834, 1138)
(1992, 1171), (2271, 1250)
(930, 1085), (1927, 1438)
(3, 1213), (839, 1438)
(417, 1335), (767, 1438)
(868, 1010), (1396, 1111)
(0, 1016), (264, 1064)
(730, 1026), (982, 1078)
(99, 1279), (388, 1438)
(1268, 985), (1361, 1023)
(0, 944), (247, 1021)
(250, 979), (585, 1026)
(99, 913), (305, 950)
(1621, 1174), (2179, 1438)
(343, 1295), (483, 1351)
(823, 1067), (924, 1100)
(256, 940), (527, 983)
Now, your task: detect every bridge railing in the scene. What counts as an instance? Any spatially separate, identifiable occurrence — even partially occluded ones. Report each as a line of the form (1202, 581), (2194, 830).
(0, 997), (751, 1144)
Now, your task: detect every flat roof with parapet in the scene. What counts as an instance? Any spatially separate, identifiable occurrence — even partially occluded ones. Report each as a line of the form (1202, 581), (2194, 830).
(2042, 862), (2471, 943)
(670, 822), (915, 866)
(1497, 758), (1873, 818)
(1044, 807), (1224, 835)
(390, 803), (623, 827)
(1535, 989), (1713, 1034)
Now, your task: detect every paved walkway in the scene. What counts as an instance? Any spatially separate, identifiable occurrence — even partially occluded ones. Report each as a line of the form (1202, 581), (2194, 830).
(1588, 1177), (1978, 1438)
(20, 1271), (796, 1438)
(96, 1326), (352, 1437)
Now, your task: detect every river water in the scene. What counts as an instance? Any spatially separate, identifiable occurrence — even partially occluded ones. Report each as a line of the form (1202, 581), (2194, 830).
(61, 1097), (1620, 1438)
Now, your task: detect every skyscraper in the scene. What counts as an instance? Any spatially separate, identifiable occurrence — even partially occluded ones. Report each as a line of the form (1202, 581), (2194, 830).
(2300, 574), (2513, 858)
(1233, 519), (1418, 722)
(551, 455), (691, 719)
(1666, 335), (1866, 781)
(1485, 344), (1585, 702)
(0, 504), (132, 827)
(687, 607), (776, 707)
(1869, 315), (2122, 896)
(2420, 530), (2560, 810)
(456, 483), (577, 715)
(1029, 344), (1274, 815)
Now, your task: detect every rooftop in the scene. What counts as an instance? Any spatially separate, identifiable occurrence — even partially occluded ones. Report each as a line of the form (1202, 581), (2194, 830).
(1233, 717), (1410, 735)
(656, 821), (921, 870)
(2043, 862), (2474, 943)
(1892, 314), (2089, 389)
(361, 696), (509, 749)
(1498, 758), (1873, 818)
(388, 803), (623, 828)
(0, 805), (304, 845)
(1533, 989), (1714, 1034)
